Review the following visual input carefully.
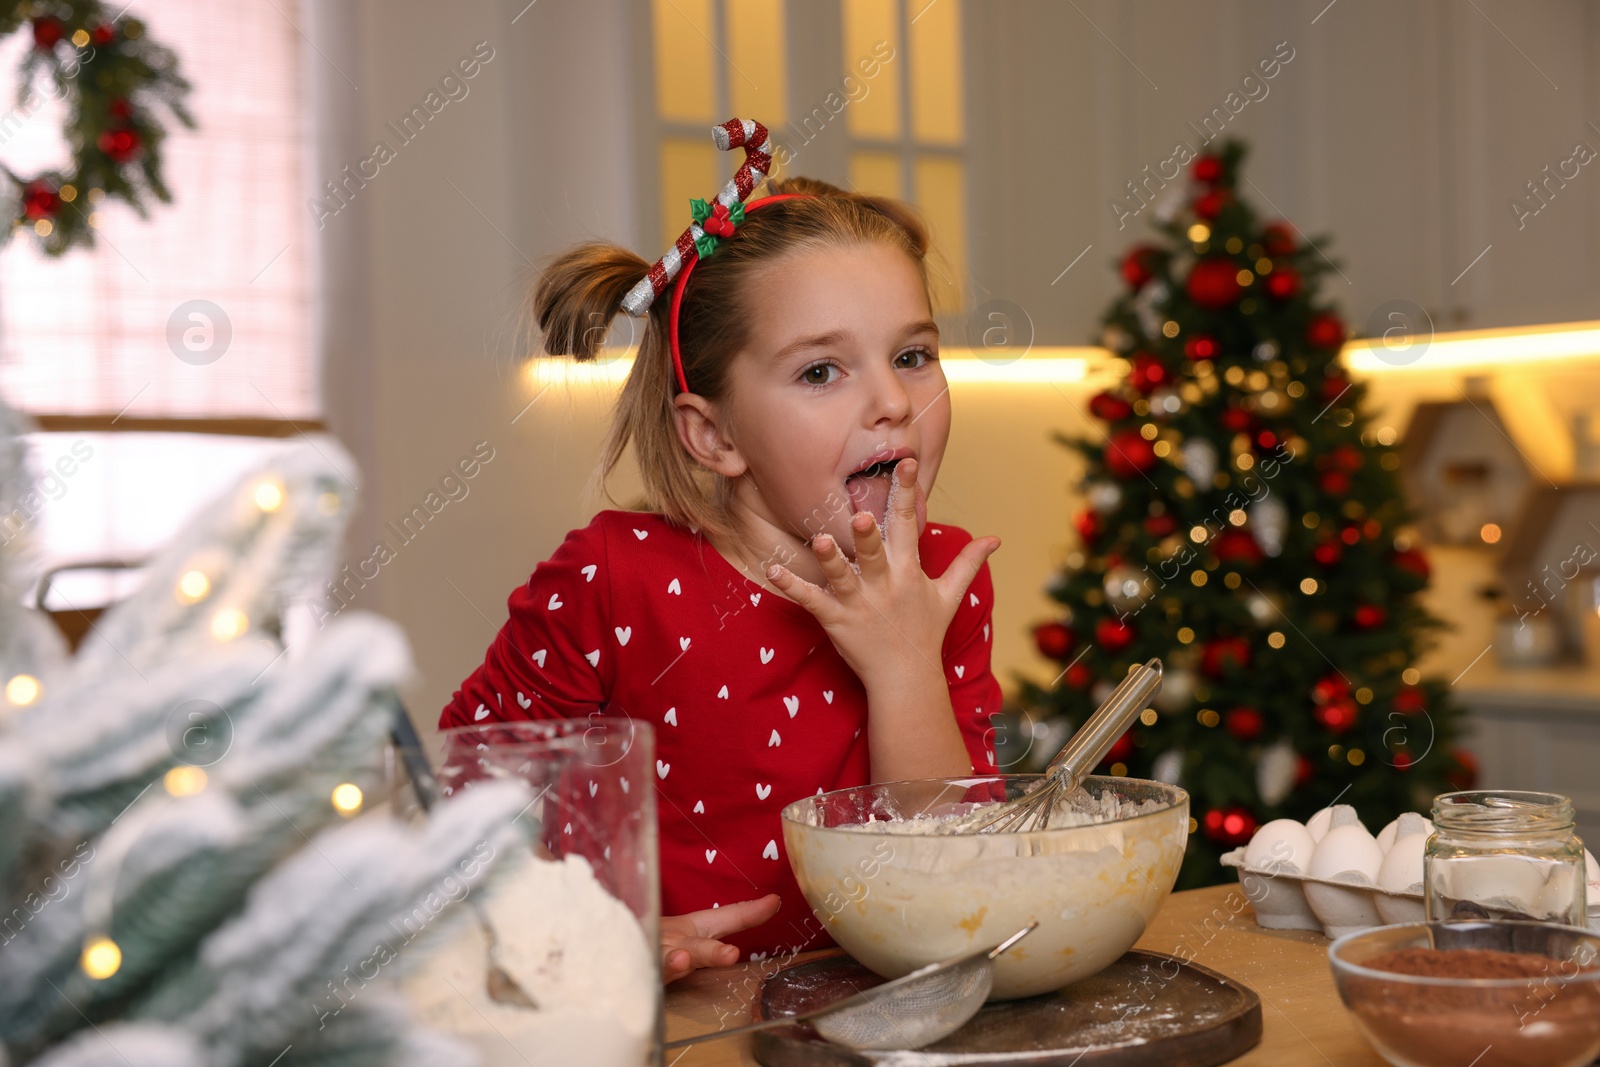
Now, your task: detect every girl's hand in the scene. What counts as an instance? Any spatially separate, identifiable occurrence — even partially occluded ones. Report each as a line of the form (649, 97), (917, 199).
(661, 893), (781, 984)
(768, 458), (1000, 690)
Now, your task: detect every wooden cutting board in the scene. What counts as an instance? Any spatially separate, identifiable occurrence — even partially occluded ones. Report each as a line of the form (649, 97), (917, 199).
(751, 950), (1263, 1066)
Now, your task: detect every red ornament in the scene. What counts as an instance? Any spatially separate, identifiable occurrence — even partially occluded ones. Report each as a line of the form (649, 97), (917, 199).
(1032, 621), (1076, 661)
(1104, 729), (1136, 765)
(1065, 662), (1093, 688)
(1089, 391), (1133, 421)
(1213, 528), (1263, 566)
(1320, 373), (1350, 402)
(1096, 617), (1136, 654)
(108, 97), (133, 120)
(32, 16), (65, 49)
(1192, 155), (1224, 184)
(1294, 754), (1315, 786)
(21, 181), (60, 220)
(1264, 268), (1300, 301)
(1352, 603), (1388, 630)
(1203, 806), (1258, 847)
(1315, 697), (1358, 733)
(1393, 548), (1431, 580)
(1186, 258), (1244, 309)
(1193, 189), (1230, 221)
(1200, 636), (1251, 678)
(1318, 470), (1351, 496)
(1127, 352), (1170, 394)
(1224, 706), (1264, 742)
(1394, 686), (1427, 715)
(1105, 431), (1158, 478)
(1120, 244), (1164, 292)
(1446, 748), (1479, 791)
(1391, 750), (1415, 770)
(1332, 444), (1364, 472)
(98, 127), (142, 163)
(1254, 429), (1278, 452)
(1221, 407), (1254, 433)
(1144, 513), (1177, 539)
(1306, 312), (1346, 350)
(1262, 221), (1297, 257)
(1073, 508), (1102, 543)
(1311, 674), (1349, 705)
(1312, 539), (1343, 567)
(1184, 334), (1219, 361)
(1339, 524), (1362, 546)
(92, 23), (117, 45)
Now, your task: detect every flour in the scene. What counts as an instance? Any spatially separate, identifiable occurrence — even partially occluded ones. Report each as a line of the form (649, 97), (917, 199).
(402, 849), (656, 1067)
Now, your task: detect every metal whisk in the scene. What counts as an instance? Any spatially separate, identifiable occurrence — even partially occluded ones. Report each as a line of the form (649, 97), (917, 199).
(939, 658), (1165, 834)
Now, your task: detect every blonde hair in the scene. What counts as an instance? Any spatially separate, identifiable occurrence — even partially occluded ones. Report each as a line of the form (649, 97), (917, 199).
(530, 175), (933, 542)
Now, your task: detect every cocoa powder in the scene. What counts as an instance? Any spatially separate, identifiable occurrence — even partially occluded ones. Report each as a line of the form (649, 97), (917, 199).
(1342, 947), (1600, 1067)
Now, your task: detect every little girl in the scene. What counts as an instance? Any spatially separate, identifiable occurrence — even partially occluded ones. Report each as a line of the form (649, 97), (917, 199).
(440, 119), (1002, 983)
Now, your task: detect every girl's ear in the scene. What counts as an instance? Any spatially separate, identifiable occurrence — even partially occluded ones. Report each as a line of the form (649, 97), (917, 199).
(673, 393), (748, 478)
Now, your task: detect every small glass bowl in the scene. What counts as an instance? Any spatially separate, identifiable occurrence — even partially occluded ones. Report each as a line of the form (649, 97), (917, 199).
(1329, 920), (1600, 1067)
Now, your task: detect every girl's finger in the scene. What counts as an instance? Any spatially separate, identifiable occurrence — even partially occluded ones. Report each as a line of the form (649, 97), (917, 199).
(694, 893), (782, 940)
(886, 458), (921, 559)
(810, 532), (861, 601)
(671, 934), (741, 973)
(662, 947), (694, 984)
(768, 563), (837, 621)
(849, 509), (890, 580)
(937, 535), (1002, 607)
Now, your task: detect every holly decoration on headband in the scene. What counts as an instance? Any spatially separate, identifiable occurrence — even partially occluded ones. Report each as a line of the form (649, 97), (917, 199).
(1, 0), (193, 256)
(690, 197), (744, 259)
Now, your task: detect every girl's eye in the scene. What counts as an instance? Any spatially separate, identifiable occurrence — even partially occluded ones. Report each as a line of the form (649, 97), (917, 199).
(896, 346), (937, 369)
(799, 361), (840, 387)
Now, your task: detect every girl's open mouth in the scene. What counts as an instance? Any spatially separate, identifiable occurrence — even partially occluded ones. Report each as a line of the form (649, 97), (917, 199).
(844, 456), (904, 523)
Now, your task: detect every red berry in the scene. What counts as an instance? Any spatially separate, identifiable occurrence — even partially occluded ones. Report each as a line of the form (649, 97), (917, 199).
(1096, 617), (1136, 654)
(1032, 621), (1075, 661)
(1089, 391), (1133, 421)
(1224, 706), (1264, 742)
(98, 127), (142, 163)
(1186, 258), (1244, 309)
(1192, 155), (1224, 183)
(1184, 334), (1219, 360)
(1306, 312), (1346, 350)
(1265, 268), (1300, 300)
(1105, 431), (1158, 478)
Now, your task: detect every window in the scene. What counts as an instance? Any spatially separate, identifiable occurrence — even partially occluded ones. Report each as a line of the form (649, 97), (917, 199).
(0, 0), (318, 605)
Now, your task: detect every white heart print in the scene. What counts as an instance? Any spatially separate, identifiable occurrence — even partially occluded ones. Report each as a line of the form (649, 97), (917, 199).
(620, 777), (629, 793)
(588, 781), (598, 797)
(750, 592), (761, 606)
(693, 800), (705, 814)
(634, 528), (649, 540)
(563, 822), (572, 835)
(548, 594), (563, 610)
(783, 695), (799, 717)
(823, 690), (834, 703)
(718, 684), (729, 699)
(680, 636), (691, 651)
(984, 624), (991, 641)
(756, 783), (772, 800)
(656, 760), (670, 779)
(668, 578), (681, 594)
(760, 647), (775, 664)
(768, 729), (781, 747)
(762, 839), (779, 860)
(474, 704), (490, 721)
(970, 592), (979, 607)
(531, 649), (547, 667)
(954, 665), (965, 678)
(585, 650), (600, 667)
(516, 692), (531, 709)
(581, 564), (597, 582)
(705, 849), (717, 864)
(615, 626), (632, 645)
(664, 707), (678, 726)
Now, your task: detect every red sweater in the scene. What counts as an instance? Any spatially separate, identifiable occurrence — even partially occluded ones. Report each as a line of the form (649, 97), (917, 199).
(439, 509), (1001, 957)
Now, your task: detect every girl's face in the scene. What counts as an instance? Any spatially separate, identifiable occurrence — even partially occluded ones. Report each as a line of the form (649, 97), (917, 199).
(720, 242), (950, 557)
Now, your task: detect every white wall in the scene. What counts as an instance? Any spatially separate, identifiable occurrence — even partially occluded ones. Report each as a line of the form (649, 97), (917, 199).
(311, 0), (1600, 725)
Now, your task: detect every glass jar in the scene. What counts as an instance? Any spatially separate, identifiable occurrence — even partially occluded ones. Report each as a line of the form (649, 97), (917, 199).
(1425, 790), (1588, 927)
(401, 719), (661, 1067)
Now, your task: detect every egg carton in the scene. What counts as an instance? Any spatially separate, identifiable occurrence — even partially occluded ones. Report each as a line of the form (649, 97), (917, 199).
(1219, 849), (1600, 939)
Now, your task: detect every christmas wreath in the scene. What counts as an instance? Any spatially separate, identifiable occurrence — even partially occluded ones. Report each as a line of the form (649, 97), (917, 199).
(1, 1), (192, 255)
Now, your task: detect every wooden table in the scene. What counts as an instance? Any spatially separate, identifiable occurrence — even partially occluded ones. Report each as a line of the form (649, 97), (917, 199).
(664, 883), (1386, 1065)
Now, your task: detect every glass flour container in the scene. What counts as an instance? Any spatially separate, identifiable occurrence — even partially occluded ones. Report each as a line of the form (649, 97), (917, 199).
(1425, 790), (1587, 927)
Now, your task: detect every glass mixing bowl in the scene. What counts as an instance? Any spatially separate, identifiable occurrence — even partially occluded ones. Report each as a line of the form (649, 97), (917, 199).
(781, 774), (1188, 1000)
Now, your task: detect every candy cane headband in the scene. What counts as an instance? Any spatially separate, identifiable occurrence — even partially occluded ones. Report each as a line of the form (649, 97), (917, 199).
(619, 117), (812, 395)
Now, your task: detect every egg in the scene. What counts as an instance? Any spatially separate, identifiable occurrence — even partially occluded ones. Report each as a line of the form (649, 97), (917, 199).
(1376, 812), (1434, 853)
(1243, 818), (1315, 874)
(1306, 803), (1363, 843)
(1310, 823), (1384, 883)
(1377, 830), (1426, 894)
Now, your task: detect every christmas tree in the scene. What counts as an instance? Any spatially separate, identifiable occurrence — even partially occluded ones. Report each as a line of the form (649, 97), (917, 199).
(1021, 140), (1471, 890)
(0, 415), (533, 1067)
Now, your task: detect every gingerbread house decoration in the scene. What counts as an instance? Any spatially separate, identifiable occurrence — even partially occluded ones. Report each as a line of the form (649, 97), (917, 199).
(1495, 482), (1600, 658)
(1399, 397), (1532, 545)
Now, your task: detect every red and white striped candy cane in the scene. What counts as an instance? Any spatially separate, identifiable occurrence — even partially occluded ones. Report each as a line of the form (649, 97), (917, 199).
(620, 118), (774, 317)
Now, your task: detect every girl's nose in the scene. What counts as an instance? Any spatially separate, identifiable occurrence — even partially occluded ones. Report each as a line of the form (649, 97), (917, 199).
(865, 362), (913, 425)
